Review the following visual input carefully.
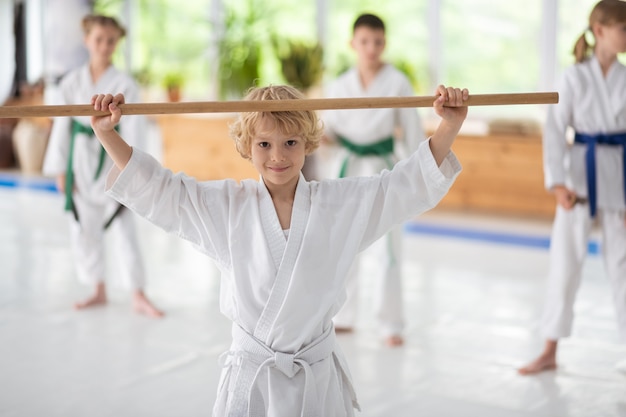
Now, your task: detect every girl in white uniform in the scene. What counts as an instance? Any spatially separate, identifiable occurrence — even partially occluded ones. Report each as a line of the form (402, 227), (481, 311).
(322, 14), (425, 346)
(43, 15), (162, 317)
(519, 0), (626, 375)
(89, 84), (468, 416)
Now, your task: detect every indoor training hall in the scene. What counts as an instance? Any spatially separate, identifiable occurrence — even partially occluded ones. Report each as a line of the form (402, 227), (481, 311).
(0, 0), (624, 416)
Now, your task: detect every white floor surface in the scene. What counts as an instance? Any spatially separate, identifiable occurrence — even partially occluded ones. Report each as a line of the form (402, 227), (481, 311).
(1, 181), (625, 417)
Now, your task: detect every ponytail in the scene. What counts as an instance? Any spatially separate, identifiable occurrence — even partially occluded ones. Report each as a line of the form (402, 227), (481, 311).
(574, 0), (626, 63)
(572, 29), (591, 63)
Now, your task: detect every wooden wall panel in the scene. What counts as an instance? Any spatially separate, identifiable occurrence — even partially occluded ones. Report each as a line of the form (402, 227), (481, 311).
(158, 115), (556, 219)
(438, 133), (555, 218)
(156, 115), (257, 182)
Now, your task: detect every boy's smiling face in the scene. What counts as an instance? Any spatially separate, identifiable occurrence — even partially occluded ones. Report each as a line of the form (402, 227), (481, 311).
(250, 117), (305, 193)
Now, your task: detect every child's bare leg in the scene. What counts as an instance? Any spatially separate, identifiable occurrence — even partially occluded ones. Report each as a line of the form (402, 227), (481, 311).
(518, 339), (558, 375)
(132, 290), (164, 318)
(74, 282), (107, 310)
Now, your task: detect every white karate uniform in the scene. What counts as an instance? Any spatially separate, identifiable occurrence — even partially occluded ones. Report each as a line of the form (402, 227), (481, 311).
(321, 64), (426, 336)
(42, 64), (147, 288)
(105, 140), (461, 416)
(542, 56), (626, 342)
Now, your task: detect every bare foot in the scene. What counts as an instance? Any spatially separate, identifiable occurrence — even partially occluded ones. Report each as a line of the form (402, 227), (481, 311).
(518, 354), (557, 375)
(74, 284), (107, 310)
(133, 291), (164, 318)
(384, 335), (404, 347)
(334, 326), (354, 334)
(518, 339), (558, 376)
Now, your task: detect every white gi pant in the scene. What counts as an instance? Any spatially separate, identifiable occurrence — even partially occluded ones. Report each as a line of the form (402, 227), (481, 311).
(541, 204), (626, 342)
(69, 193), (146, 289)
(333, 224), (405, 337)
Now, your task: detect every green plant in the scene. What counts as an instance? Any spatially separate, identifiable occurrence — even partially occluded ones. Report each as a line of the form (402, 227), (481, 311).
(161, 72), (184, 102)
(132, 67), (153, 87)
(162, 72), (184, 90)
(216, 0), (268, 100)
(274, 39), (324, 91)
(392, 59), (420, 92)
(94, 0), (122, 14)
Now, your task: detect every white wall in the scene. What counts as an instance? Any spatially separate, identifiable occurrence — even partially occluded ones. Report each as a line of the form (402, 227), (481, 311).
(0, 0), (15, 104)
(42, 0), (92, 81)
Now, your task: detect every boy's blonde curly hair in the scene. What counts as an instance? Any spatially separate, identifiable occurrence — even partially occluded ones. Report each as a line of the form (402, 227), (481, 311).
(230, 85), (323, 160)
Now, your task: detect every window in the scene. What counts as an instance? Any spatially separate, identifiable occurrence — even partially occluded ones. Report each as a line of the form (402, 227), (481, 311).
(97, 0), (213, 99)
(87, 0), (621, 120)
(557, 0), (609, 70)
(440, 0), (543, 119)
(325, 1), (429, 92)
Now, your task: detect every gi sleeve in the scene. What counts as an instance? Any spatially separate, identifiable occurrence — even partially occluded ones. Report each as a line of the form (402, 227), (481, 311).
(543, 70), (574, 191)
(105, 148), (231, 263)
(42, 116), (71, 176)
(358, 139), (461, 250)
(393, 75), (426, 160)
(42, 81), (73, 177)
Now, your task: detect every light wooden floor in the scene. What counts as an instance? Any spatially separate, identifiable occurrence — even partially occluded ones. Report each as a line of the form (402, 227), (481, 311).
(0, 177), (624, 417)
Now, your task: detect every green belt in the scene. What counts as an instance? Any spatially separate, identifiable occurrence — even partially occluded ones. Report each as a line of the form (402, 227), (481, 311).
(64, 120), (113, 212)
(337, 134), (397, 265)
(65, 120), (123, 229)
(337, 135), (395, 178)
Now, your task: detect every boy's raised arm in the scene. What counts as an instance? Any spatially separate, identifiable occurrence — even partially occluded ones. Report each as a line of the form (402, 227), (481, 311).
(91, 93), (133, 170)
(429, 85), (469, 166)
(88, 87), (467, 171)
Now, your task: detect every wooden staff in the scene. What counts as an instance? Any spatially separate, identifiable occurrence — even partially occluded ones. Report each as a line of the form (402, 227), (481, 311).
(0, 92), (558, 118)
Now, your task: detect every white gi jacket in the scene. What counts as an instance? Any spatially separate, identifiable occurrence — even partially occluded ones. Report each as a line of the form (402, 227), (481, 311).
(544, 55), (626, 211)
(42, 64), (148, 287)
(322, 64), (425, 177)
(540, 56), (626, 341)
(105, 140), (461, 416)
(43, 64), (145, 223)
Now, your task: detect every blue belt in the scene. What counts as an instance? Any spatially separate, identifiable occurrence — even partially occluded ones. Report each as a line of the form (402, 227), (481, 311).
(574, 131), (626, 217)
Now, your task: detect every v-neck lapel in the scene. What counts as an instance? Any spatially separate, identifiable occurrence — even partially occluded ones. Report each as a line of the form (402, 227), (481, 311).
(91, 65), (115, 89)
(355, 64), (389, 95)
(258, 178), (287, 270)
(254, 173), (311, 342)
(590, 57), (618, 130)
(605, 61), (626, 127)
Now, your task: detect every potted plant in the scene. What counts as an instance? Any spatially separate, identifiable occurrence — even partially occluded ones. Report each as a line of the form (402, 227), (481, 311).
(162, 72), (184, 102)
(274, 39), (324, 93)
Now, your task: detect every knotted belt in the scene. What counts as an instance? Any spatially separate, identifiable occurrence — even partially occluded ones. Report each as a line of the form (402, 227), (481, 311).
(337, 135), (394, 178)
(219, 324), (357, 416)
(65, 120), (122, 228)
(574, 131), (626, 217)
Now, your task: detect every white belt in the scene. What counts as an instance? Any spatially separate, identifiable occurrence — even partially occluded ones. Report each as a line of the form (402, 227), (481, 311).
(219, 324), (355, 417)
